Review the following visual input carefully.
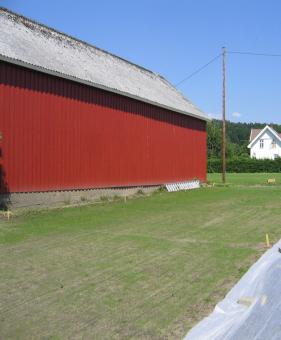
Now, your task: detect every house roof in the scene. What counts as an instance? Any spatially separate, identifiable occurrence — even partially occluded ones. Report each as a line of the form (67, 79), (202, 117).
(0, 8), (208, 121)
(249, 128), (263, 142)
(248, 125), (281, 148)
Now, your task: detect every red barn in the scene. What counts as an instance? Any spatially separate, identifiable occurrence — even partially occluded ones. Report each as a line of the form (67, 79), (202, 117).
(0, 8), (208, 203)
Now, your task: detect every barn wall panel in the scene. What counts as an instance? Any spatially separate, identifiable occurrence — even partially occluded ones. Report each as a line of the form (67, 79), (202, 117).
(0, 62), (206, 193)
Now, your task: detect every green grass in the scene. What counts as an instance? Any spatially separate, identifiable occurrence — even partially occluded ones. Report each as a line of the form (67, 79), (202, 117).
(1, 179), (281, 339)
(208, 172), (281, 186)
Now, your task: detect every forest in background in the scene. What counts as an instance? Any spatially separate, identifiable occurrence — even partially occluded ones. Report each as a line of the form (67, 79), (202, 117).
(207, 120), (281, 159)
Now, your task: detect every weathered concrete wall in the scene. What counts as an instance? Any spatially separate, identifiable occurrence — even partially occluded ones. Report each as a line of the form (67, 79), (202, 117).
(0, 186), (160, 210)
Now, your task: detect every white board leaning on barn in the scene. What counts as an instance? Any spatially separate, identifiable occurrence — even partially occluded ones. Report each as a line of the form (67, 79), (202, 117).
(165, 180), (200, 192)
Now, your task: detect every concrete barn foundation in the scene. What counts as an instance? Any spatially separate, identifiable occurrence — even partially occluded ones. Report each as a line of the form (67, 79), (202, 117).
(0, 186), (160, 210)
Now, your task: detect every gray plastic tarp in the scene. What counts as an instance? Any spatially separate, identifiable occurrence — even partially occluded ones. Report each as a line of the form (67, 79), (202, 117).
(184, 240), (281, 340)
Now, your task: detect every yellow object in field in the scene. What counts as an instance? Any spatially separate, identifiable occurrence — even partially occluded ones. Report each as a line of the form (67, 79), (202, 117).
(267, 178), (276, 184)
(266, 234), (270, 248)
(3, 210), (11, 220)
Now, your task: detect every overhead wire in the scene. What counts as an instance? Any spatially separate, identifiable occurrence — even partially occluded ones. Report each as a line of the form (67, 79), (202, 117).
(174, 53), (221, 87)
(174, 49), (281, 88)
(228, 51), (281, 57)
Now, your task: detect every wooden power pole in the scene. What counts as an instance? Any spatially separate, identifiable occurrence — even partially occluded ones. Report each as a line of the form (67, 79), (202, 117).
(222, 47), (226, 183)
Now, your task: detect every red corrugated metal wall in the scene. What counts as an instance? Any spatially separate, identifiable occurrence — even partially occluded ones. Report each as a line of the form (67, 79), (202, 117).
(0, 61), (206, 193)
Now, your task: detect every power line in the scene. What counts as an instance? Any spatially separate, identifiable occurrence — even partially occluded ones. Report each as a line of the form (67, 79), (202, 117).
(174, 53), (221, 87)
(228, 51), (281, 57)
(174, 50), (281, 88)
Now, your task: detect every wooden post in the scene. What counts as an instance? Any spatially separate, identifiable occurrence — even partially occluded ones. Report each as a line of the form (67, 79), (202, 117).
(222, 47), (226, 183)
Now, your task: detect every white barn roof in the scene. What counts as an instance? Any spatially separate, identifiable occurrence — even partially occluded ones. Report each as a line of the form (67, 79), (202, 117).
(0, 8), (208, 121)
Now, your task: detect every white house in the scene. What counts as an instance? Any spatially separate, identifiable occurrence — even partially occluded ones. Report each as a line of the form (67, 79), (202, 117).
(248, 125), (281, 159)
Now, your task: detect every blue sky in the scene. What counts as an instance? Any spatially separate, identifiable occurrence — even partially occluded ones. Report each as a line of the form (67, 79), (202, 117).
(2, 0), (281, 123)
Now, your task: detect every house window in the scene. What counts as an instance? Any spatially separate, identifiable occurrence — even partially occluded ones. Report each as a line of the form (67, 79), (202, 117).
(260, 139), (264, 149)
(272, 139), (276, 149)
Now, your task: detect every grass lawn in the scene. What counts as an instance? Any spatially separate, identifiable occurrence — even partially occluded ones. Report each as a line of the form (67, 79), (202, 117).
(208, 172), (281, 186)
(1, 174), (281, 339)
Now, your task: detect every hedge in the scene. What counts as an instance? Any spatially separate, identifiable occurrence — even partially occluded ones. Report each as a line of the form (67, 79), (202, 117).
(208, 157), (281, 173)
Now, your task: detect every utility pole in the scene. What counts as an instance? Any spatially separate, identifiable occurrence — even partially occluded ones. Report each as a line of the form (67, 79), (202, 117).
(222, 47), (226, 183)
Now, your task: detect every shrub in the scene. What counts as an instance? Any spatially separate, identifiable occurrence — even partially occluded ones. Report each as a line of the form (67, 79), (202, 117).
(208, 157), (281, 173)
